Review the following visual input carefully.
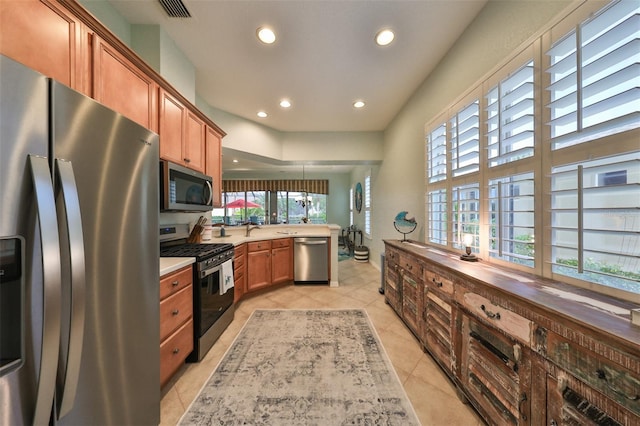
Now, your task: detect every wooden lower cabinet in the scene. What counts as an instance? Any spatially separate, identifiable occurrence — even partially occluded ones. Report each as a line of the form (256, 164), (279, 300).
(271, 238), (292, 284)
(233, 243), (246, 302)
(247, 241), (272, 292)
(246, 238), (293, 293)
(383, 240), (640, 426)
(159, 265), (193, 388)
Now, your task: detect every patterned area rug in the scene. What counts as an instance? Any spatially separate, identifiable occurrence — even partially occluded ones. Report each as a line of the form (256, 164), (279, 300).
(179, 309), (419, 425)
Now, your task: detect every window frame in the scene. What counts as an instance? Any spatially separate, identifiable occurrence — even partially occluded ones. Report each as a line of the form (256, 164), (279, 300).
(423, 0), (640, 303)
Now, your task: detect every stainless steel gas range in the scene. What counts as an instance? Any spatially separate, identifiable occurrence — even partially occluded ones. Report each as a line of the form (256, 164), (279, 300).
(159, 224), (235, 362)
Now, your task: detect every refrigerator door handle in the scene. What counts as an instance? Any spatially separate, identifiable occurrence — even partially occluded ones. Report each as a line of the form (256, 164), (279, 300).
(28, 155), (62, 426)
(54, 159), (86, 419)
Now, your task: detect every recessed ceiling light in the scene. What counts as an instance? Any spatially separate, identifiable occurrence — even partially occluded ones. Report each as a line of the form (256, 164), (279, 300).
(375, 29), (395, 46)
(257, 111), (268, 118)
(280, 99), (291, 108)
(257, 26), (276, 44)
(353, 100), (365, 108)
(232, 159), (239, 163)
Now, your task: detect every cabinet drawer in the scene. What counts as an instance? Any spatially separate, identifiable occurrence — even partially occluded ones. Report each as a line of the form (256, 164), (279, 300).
(271, 238), (290, 248)
(160, 266), (192, 300)
(160, 285), (192, 341)
(248, 241), (271, 252)
(234, 253), (245, 270)
(547, 332), (640, 416)
(462, 292), (533, 345)
(424, 268), (454, 295)
(160, 318), (193, 387)
(234, 243), (247, 256)
(386, 248), (400, 264)
(399, 253), (422, 276)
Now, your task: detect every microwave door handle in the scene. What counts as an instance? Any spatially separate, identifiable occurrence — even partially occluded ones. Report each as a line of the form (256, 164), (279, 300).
(54, 159), (86, 419)
(205, 180), (213, 206)
(28, 155), (62, 426)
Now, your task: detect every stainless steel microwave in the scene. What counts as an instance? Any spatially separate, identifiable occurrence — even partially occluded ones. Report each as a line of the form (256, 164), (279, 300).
(160, 161), (213, 212)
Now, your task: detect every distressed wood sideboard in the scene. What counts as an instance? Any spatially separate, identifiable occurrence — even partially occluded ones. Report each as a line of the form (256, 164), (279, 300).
(383, 240), (640, 426)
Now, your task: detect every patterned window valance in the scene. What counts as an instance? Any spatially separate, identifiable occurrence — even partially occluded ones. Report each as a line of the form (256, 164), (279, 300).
(223, 179), (329, 195)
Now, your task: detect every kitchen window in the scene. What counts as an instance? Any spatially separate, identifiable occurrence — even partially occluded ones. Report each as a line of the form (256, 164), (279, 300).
(364, 173), (371, 237)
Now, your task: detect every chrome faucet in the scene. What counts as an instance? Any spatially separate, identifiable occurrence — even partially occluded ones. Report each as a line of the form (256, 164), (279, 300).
(246, 222), (261, 237)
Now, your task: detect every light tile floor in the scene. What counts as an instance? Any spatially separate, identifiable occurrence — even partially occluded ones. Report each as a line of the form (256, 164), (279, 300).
(160, 259), (484, 426)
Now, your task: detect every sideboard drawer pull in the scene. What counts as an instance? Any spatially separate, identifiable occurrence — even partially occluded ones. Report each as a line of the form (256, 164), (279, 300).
(481, 304), (501, 320)
(595, 369), (640, 401)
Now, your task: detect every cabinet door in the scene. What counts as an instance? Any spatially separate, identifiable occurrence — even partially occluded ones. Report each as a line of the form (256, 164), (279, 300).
(184, 110), (205, 172)
(233, 244), (246, 302)
(401, 273), (421, 335)
(159, 89), (186, 165)
(461, 314), (531, 425)
(247, 249), (271, 292)
(92, 35), (157, 131)
(272, 246), (292, 284)
(0, 0), (83, 90)
(206, 126), (223, 207)
(421, 288), (454, 375)
(384, 255), (402, 315)
(547, 374), (637, 425)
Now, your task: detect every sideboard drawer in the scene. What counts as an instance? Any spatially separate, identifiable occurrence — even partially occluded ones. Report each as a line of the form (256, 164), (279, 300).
(462, 292), (533, 345)
(424, 268), (454, 295)
(547, 332), (640, 416)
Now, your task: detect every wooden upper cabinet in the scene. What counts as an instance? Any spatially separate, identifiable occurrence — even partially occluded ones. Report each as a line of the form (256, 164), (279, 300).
(91, 35), (158, 131)
(185, 110), (205, 173)
(206, 126), (223, 207)
(159, 88), (205, 173)
(159, 89), (185, 164)
(0, 0), (83, 90)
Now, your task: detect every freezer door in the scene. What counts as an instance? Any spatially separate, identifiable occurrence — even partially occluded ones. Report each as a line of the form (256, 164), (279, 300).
(0, 55), (62, 426)
(52, 82), (160, 425)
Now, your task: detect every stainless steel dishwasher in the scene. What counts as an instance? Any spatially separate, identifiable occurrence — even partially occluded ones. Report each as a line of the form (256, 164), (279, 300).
(294, 237), (329, 284)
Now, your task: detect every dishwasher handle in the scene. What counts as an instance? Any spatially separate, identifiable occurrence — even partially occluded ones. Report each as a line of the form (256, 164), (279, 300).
(295, 240), (327, 245)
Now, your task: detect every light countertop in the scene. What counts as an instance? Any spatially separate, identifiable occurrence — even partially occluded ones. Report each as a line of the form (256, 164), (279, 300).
(160, 257), (195, 276)
(160, 224), (341, 286)
(200, 223), (335, 246)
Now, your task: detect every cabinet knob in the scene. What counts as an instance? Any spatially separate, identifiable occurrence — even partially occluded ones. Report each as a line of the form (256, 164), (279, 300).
(172, 309), (179, 316)
(172, 348), (180, 354)
(171, 280), (179, 287)
(184, 158), (190, 163)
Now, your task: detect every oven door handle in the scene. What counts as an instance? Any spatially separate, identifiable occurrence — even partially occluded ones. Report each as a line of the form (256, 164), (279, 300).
(200, 264), (222, 279)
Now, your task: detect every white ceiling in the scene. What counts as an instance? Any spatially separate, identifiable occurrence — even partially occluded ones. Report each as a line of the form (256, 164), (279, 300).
(107, 0), (488, 173)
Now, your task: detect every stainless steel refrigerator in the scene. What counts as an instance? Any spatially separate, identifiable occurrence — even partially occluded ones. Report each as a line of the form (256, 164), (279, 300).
(0, 55), (160, 425)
